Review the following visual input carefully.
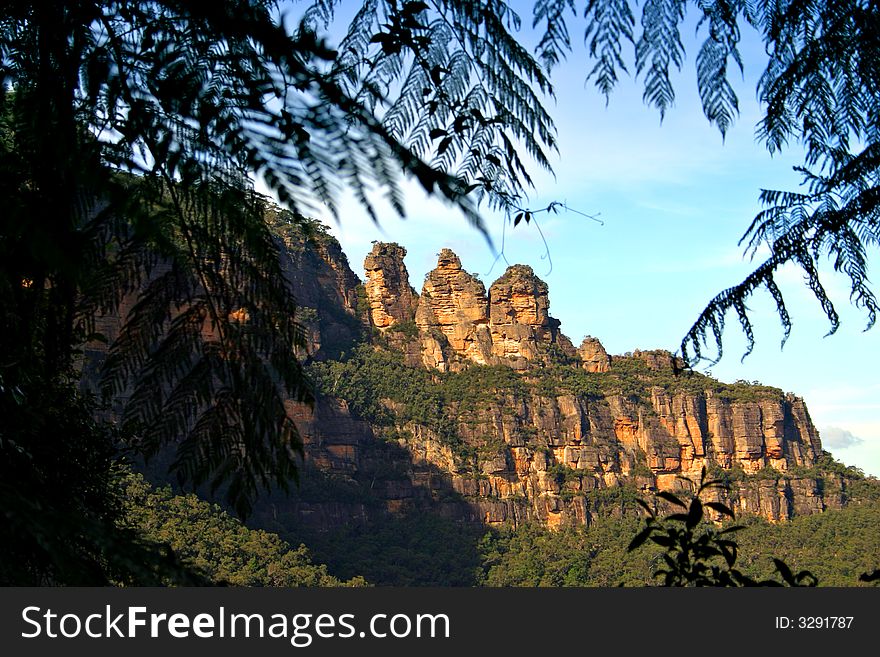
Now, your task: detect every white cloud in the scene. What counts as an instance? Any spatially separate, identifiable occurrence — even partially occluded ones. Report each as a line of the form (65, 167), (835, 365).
(821, 426), (865, 450)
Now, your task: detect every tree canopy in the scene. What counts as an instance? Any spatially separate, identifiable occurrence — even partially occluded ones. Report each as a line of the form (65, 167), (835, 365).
(0, 1), (557, 519)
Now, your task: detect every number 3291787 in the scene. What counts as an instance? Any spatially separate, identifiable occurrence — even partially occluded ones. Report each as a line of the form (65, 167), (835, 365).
(775, 616), (854, 629)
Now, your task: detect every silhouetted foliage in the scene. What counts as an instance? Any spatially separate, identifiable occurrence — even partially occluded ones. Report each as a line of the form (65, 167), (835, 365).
(628, 468), (818, 586)
(860, 569), (880, 584)
(0, 377), (203, 585)
(491, 2), (880, 363)
(5, 0), (880, 583)
(307, 0), (557, 214)
(1, 0), (564, 581)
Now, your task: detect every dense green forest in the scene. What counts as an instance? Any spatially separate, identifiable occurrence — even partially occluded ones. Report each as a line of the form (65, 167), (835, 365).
(479, 502), (880, 587)
(120, 471), (366, 586)
(123, 466), (880, 587)
(311, 343), (789, 420)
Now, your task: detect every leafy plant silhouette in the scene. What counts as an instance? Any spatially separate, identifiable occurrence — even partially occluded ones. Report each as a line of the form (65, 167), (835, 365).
(628, 468), (818, 587)
(859, 570), (880, 584)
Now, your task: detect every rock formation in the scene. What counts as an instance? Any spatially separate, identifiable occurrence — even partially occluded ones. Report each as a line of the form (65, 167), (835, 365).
(412, 248), (494, 371)
(363, 246), (581, 371)
(85, 225), (862, 534)
(363, 242), (418, 329)
(578, 337), (611, 372)
(264, 240), (857, 529)
(487, 264), (577, 368)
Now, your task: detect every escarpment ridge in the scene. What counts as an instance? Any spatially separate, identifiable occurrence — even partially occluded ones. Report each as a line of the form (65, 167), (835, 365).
(86, 218), (871, 533)
(265, 232), (863, 530)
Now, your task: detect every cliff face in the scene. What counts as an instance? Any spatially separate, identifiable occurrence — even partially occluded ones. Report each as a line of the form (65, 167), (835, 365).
(282, 369), (834, 531)
(269, 213), (364, 360)
(259, 240), (857, 530)
(85, 227), (853, 532)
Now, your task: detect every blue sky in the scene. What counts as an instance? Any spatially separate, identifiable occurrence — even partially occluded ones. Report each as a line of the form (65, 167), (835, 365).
(283, 3), (880, 477)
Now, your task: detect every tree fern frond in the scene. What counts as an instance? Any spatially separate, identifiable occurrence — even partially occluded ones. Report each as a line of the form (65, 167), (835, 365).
(583, 0), (635, 98)
(533, 0), (578, 70)
(696, 34), (739, 136)
(300, 1), (345, 31)
(827, 224), (879, 329)
(635, 0), (687, 117)
(764, 275), (793, 347)
(694, 0), (745, 136)
(682, 253), (786, 364)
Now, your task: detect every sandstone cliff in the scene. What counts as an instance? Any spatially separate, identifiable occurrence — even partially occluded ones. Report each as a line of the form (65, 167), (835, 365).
(269, 212), (365, 359)
(290, 353), (845, 530)
(85, 224), (864, 533)
(260, 240), (864, 531)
